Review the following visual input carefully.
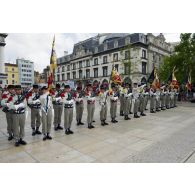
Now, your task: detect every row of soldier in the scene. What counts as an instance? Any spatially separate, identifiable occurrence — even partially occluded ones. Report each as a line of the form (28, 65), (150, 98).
(0, 82), (178, 147)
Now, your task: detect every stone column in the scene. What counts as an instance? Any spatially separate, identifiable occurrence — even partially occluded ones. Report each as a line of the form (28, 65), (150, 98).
(0, 46), (5, 73)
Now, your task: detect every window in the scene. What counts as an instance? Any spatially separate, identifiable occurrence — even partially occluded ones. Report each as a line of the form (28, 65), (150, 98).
(86, 60), (90, 67)
(72, 63), (76, 70)
(58, 67), (60, 73)
(113, 53), (118, 62)
(12, 74), (15, 78)
(104, 43), (107, 50)
(73, 72), (76, 79)
(12, 80), (14, 84)
(12, 68), (14, 72)
(103, 56), (107, 64)
(62, 66), (65, 72)
(124, 63), (130, 75)
(94, 68), (98, 78)
(125, 50), (130, 59)
(115, 64), (119, 72)
(125, 37), (130, 45)
(57, 75), (60, 82)
(94, 58), (98, 65)
(102, 66), (108, 77)
(67, 65), (70, 71)
(114, 41), (118, 48)
(67, 73), (70, 80)
(86, 69), (90, 78)
(62, 74), (65, 81)
(79, 61), (82, 68)
(142, 50), (146, 59)
(79, 70), (82, 79)
(153, 53), (156, 62)
(142, 62), (147, 75)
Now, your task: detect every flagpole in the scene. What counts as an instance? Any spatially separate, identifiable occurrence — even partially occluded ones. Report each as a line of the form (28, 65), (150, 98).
(104, 62), (114, 104)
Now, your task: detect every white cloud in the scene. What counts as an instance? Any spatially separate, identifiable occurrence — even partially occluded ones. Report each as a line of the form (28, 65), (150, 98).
(4, 33), (180, 72)
(5, 33), (96, 72)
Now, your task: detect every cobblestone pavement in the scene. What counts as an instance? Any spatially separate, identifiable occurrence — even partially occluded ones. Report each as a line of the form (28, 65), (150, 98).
(0, 100), (195, 163)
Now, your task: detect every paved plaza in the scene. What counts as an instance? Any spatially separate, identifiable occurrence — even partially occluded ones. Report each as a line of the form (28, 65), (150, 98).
(0, 101), (195, 163)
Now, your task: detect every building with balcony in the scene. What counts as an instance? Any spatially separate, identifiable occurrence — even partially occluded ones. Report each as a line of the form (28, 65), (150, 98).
(56, 33), (172, 88)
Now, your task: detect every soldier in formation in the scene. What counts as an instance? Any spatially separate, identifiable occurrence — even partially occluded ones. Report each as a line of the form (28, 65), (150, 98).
(28, 84), (42, 136)
(99, 85), (109, 126)
(0, 81), (179, 146)
(51, 83), (64, 131)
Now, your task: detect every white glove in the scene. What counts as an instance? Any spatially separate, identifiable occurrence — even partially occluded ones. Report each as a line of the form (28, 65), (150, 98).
(33, 99), (40, 104)
(128, 93), (132, 97)
(55, 97), (61, 101)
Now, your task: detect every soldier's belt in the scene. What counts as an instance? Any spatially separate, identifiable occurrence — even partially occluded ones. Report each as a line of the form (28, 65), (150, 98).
(87, 100), (95, 104)
(111, 100), (117, 102)
(31, 105), (41, 109)
(76, 101), (83, 105)
(64, 104), (73, 108)
(13, 109), (25, 114)
(2, 107), (9, 113)
(53, 102), (63, 105)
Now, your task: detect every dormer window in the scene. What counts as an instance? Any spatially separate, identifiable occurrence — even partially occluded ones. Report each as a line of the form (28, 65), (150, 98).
(125, 37), (130, 45)
(104, 43), (107, 51)
(114, 40), (118, 48)
(95, 47), (98, 53)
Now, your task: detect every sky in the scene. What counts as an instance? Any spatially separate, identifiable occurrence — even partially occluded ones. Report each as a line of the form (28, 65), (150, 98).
(4, 33), (180, 72)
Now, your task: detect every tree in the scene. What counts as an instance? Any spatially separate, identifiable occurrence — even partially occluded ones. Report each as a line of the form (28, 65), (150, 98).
(159, 33), (195, 84)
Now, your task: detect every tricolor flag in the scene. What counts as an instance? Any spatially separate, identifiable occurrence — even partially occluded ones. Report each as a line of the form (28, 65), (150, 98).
(186, 72), (192, 91)
(48, 35), (57, 89)
(111, 67), (123, 85)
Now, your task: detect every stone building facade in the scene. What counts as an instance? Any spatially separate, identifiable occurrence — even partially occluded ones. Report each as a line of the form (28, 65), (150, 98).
(55, 33), (172, 88)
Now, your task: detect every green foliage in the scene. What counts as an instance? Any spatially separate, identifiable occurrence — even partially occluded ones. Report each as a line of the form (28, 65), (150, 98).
(159, 33), (195, 84)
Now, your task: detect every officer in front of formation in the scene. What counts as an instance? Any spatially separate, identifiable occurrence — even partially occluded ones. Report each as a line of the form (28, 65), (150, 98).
(40, 86), (53, 141)
(1, 85), (15, 141)
(28, 84), (42, 136)
(63, 85), (74, 135)
(75, 86), (84, 126)
(52, 83), (64, 131)
(8, 85), (27, 147)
